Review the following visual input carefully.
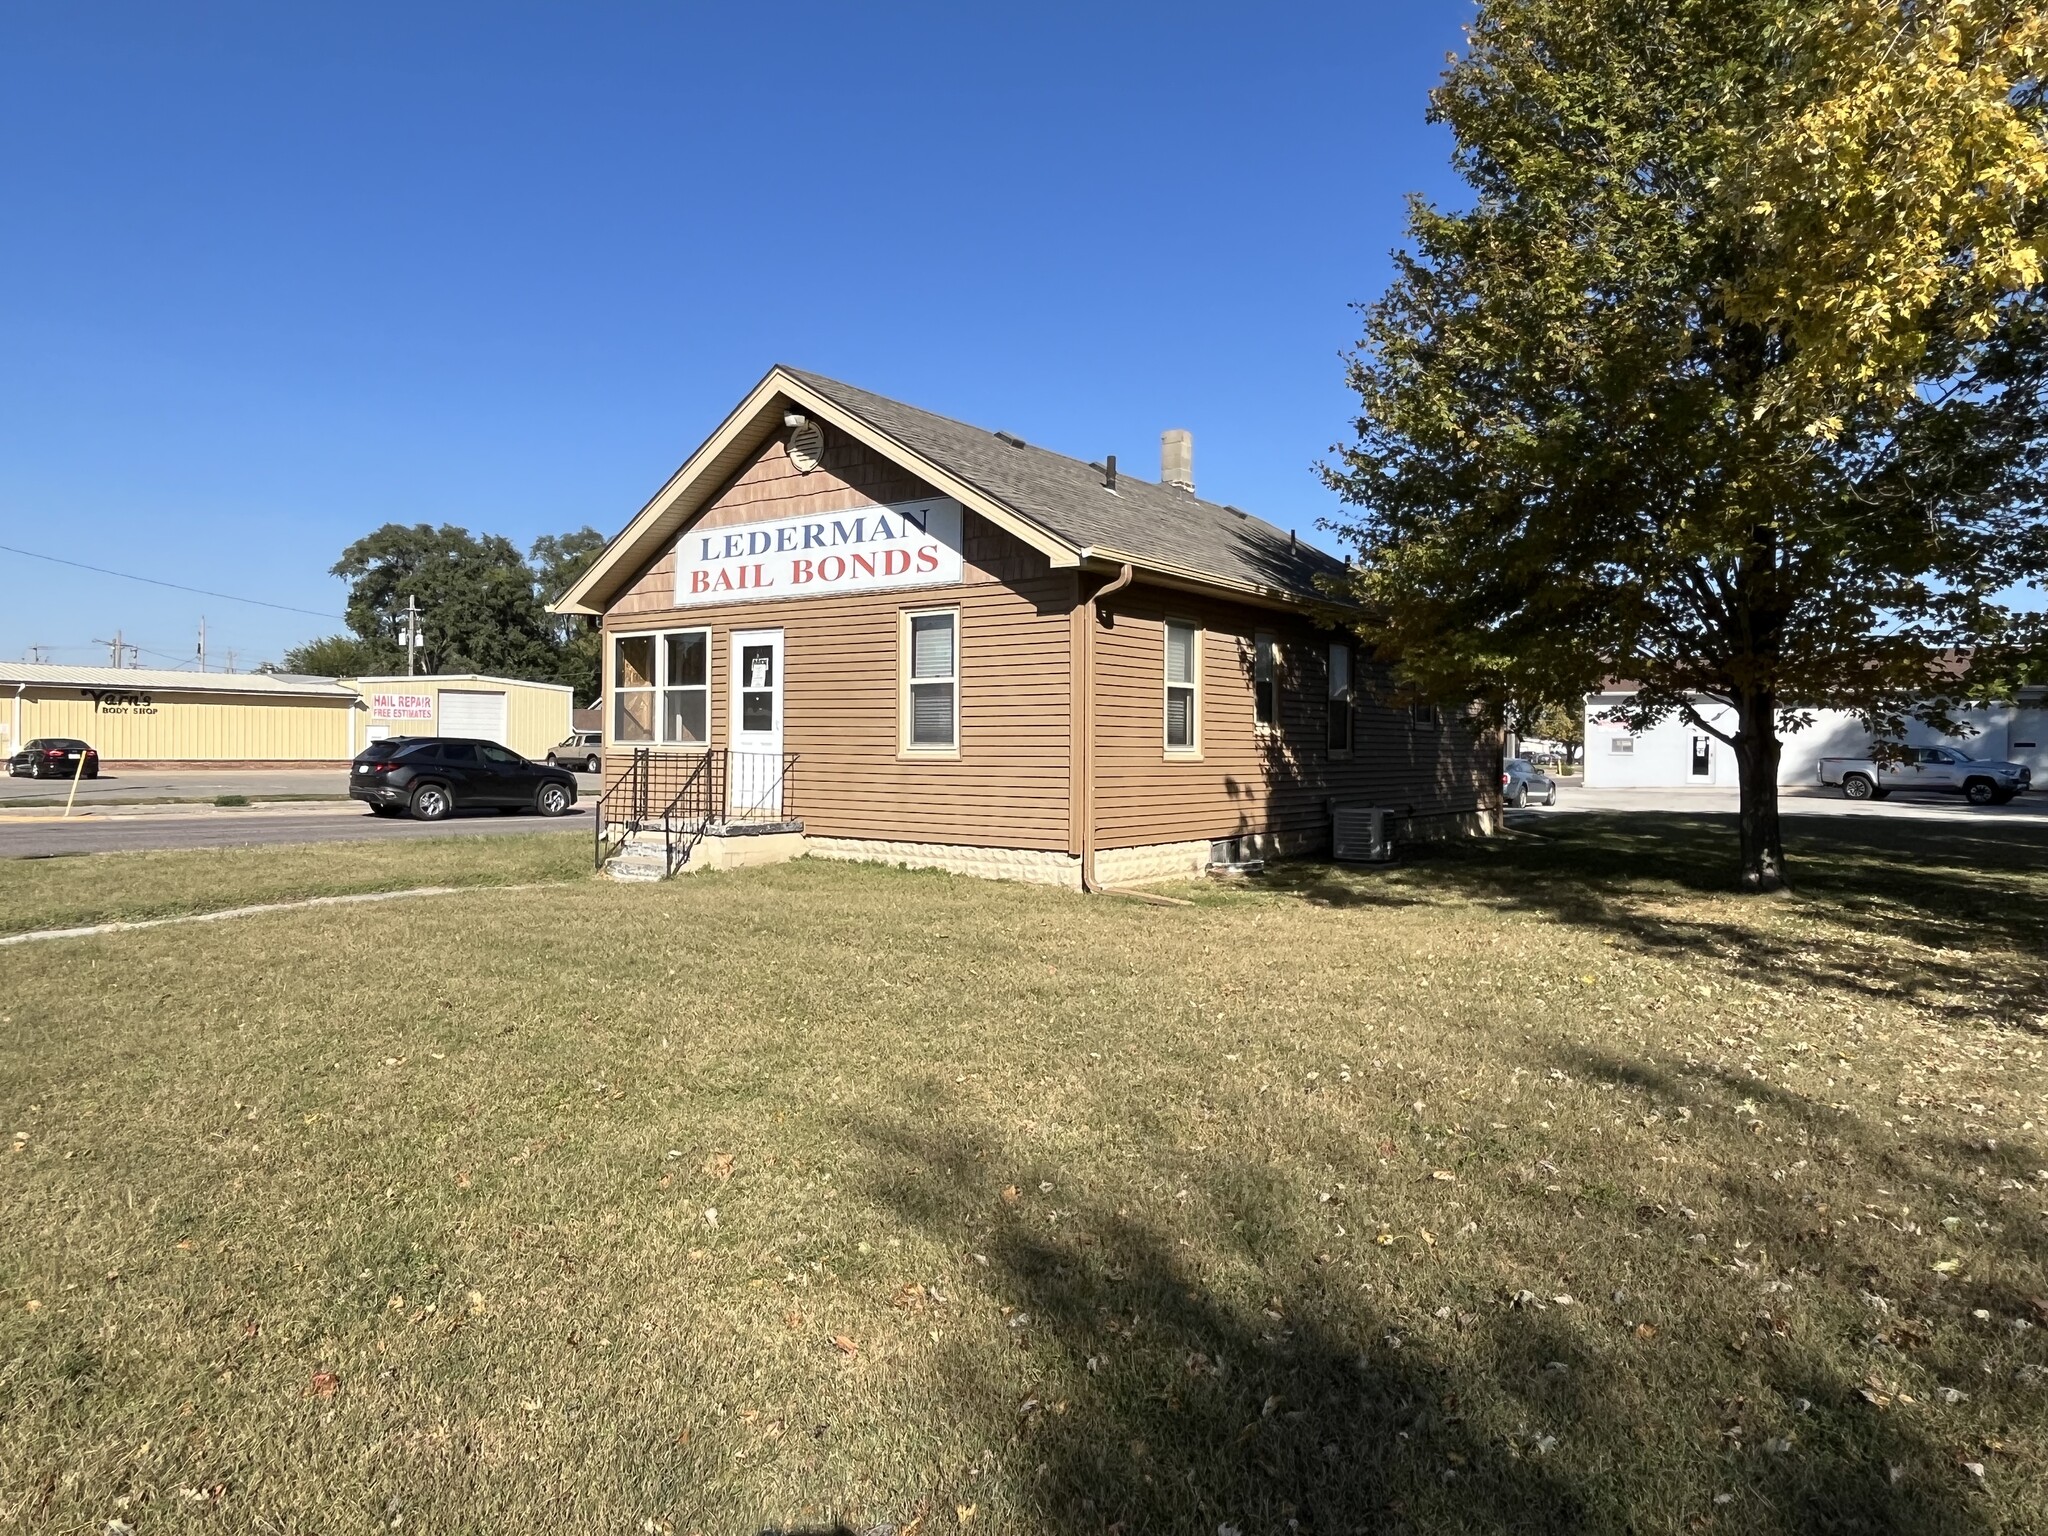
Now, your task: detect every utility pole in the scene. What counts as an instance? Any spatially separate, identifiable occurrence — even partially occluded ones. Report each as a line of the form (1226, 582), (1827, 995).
(197, 615), (207, 672)
(28, 645), (48, 663)
(94, 632), (138, 668)
(399, 596), (426, 677)
(224, 647), (238, 674)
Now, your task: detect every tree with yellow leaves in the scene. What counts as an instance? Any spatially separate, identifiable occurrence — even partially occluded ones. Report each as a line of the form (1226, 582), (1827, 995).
(1325, 0), (2046, 890)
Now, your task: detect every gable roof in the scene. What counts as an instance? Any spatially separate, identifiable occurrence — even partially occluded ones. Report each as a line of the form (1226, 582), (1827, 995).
(553, 366), (1347, 616)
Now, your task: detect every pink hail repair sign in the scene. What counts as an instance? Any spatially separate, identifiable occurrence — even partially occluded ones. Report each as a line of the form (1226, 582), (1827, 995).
(673, 498), (964, 606)
(370, 692), (435, 721)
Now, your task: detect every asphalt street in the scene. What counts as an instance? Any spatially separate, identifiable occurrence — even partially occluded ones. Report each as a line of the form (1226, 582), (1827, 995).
(0, 805), (588, 857)
(1518, 781), (2048, 824)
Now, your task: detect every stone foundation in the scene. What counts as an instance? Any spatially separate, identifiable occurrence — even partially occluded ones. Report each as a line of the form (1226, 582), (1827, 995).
(803, 836), (1083, 888)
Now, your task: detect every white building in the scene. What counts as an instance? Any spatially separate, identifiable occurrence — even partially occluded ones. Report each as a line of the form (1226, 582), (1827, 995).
(1583, 685), (2047, 789)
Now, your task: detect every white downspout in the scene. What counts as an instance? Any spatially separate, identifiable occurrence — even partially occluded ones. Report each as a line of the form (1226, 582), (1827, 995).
(11, 683), (22, 759)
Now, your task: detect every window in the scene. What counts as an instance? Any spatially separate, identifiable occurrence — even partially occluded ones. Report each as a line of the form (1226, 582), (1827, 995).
(1409, 701), (1440, 729)
(614, 634), (655, 742)
(1164, 621), (1200, 753)
(1610, 735), (1635, 754)
(438, 742), (478, 763)
(1253, 634), (1278, 730)
(1327, 643), (1354, 754)
(664, 631), (711, 743)
(612, 628), (710, 746)
(902, 608), (958, 752)
(480, 744), (520, 765)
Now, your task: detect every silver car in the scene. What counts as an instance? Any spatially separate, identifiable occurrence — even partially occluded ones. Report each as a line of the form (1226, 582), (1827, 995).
(545, 731), (603, 774)
(1503, 757), (1557, 808)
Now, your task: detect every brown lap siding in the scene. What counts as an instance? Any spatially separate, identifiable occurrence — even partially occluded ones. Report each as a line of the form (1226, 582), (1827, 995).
(1090, 584), (1498, 848)
(601, 573), (1074, 850)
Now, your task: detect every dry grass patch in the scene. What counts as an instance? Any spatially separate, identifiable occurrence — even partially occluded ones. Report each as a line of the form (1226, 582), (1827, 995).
(0, 831), (589, 936)
(0, 816), (2044, 1534)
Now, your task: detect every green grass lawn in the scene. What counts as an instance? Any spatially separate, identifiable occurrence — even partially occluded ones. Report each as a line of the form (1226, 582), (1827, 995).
(1, 818), (2044, 1534)
(0, 832), (589, 937)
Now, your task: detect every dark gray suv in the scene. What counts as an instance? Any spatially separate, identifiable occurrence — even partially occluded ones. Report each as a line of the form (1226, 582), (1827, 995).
(349, 737), (578, 821)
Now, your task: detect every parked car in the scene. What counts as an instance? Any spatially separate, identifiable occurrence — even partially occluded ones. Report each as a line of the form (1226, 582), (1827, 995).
(6, 738), (98, 779)
(1817, 746), (2033, 806)
(348, 736), (578, 821)
(1503, 757), (1557, 807)
(546, 730), (603, 774)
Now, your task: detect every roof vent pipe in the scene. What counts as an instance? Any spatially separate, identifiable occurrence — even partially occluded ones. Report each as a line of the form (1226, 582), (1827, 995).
(1104, 454), (1117, 492)
(1161, 429), (1193, 493)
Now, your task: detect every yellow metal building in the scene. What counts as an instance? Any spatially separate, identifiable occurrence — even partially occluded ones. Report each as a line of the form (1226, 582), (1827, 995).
(342, 674), (573, 760)
(0, 663), (573, 766)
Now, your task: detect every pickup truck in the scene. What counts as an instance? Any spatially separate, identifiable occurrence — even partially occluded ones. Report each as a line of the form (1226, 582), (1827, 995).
(1817, 746), (2033, 805)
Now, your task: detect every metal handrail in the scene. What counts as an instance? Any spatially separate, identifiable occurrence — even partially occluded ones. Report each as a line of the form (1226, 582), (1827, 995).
(596, 747), (802, 876)
(657, 751), (716, 876)
(592, 747), (646, 870)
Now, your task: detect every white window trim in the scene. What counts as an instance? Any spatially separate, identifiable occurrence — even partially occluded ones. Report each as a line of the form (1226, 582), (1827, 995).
(1163, 618), (1202, 758)
(610, 626), (712, 749)
(899, 606), (961, 759)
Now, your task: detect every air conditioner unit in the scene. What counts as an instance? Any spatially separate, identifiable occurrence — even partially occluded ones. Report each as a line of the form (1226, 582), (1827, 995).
(1332, 805), (1394, 863)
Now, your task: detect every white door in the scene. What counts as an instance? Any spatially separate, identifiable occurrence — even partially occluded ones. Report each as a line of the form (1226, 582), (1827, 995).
(438, 689), (508, 744)
(729, 630), (784, 817)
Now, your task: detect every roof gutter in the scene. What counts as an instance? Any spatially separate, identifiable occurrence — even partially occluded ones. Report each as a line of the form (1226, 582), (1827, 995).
(1078, 563), (1135, 894)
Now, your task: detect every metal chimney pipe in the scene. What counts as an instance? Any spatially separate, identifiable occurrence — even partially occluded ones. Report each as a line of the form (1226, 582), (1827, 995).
(1161, 429), (1193, 493)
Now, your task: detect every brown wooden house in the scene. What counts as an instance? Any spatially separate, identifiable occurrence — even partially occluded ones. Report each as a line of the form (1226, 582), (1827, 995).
(552, 367), (1500, 885)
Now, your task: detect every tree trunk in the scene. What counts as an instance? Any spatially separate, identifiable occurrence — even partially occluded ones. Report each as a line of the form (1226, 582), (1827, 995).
(1731, 688), (1787, 892)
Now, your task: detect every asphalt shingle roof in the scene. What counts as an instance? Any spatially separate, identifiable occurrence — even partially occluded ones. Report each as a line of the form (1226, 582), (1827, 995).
(785, 369), (1346, 604)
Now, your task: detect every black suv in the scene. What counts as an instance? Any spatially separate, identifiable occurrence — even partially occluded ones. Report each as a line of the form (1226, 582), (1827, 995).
(349, 737), (578, 821)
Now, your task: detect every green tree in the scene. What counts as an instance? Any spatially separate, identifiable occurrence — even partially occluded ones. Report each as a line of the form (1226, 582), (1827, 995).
(280, 633), (388, 677)
(1324, 0), (2047, 890)
(530, 528), (607, 704)
(1525, 700), (1584, 766)
(331, 524), (559, 681)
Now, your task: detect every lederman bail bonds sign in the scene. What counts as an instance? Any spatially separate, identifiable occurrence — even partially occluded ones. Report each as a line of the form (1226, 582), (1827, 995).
(674, 498), (963, 607)
(370, 691), (435, 722)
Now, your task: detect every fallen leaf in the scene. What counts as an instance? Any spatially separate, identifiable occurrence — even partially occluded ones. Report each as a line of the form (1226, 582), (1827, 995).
(307, 1371), (339, 1399)
(1000, 1185), (1021, 1205)
(705, 1153), (734, 1180)
(1431, 1171), (1456, 1183)
(831, 1334), (859, 1356)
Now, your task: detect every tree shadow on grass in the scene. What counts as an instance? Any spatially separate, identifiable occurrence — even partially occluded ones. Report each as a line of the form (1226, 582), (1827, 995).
(847, 1119), (1586, 1534)
(1534, 1042), (2048, 1532)
(837, 1107), (2016, 1536)
(1256, 813), (2048, 1030)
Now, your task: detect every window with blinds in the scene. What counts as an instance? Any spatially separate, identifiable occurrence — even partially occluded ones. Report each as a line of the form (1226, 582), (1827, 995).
(902, 609), (958, 752)
(1327, 642), (1354, 755)
(1164, 621), (1200, 753)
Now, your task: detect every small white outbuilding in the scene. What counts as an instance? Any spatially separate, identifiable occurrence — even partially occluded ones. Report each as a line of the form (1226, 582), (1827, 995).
(1583, 685), (2048, 789)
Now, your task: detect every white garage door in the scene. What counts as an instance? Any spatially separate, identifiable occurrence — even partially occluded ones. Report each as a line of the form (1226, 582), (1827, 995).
(438, 689), (508, 745)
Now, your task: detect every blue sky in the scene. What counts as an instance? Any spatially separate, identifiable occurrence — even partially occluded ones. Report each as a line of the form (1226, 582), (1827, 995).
(0, 2), (1474, 669)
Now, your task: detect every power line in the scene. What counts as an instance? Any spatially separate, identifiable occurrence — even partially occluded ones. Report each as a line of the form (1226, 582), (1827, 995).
(0, 541), (345, 620)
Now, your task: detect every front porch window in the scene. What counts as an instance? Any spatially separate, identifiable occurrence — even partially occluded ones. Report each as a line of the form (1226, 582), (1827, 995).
(613, 628), (710, 746)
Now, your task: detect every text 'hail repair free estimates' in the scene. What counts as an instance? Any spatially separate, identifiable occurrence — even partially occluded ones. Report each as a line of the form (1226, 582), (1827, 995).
(672, 498), (964, 606)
